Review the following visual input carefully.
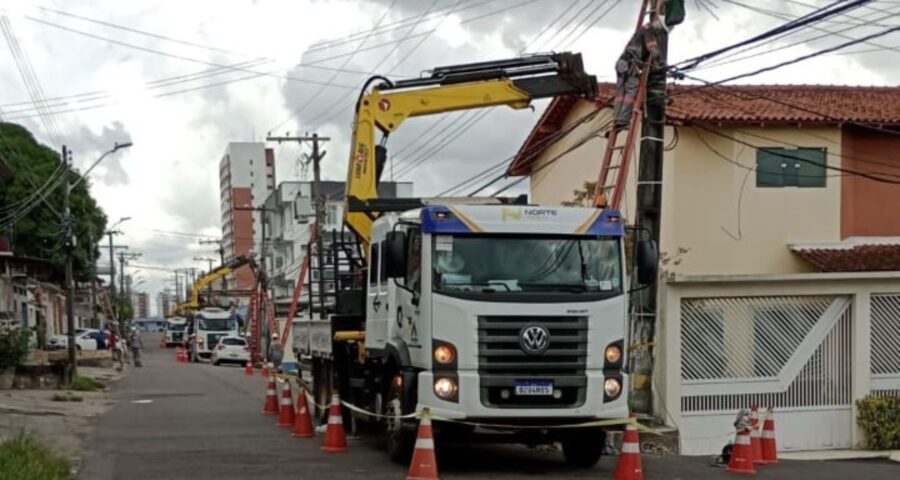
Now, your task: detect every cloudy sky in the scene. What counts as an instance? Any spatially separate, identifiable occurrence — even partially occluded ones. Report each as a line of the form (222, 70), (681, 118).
(1, 0), (897, 313)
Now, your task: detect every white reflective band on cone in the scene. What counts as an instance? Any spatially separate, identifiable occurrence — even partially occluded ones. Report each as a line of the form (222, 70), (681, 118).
(266, 390), (276, 395)
(415, 438), (435, 449)
(621, 443), (640, 454)
(735, 433), (751, 445)
(281, 399), (292, 405)
(328, 415), (343, 425)
(751, 428), (760, 437)
(762, 430), (775, 439)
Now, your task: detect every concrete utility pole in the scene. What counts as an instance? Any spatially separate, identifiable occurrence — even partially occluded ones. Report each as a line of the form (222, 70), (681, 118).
(199, 238), (226, 293)
(194, 257), (217, 303)
(61, 145), (77, 379)
(265, 133), (330, 315)
(88, 223), (98, 329)
(632, 0), (678, 413)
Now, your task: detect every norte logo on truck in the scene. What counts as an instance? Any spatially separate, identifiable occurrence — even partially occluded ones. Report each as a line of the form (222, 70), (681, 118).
(501, 207), (558, 221)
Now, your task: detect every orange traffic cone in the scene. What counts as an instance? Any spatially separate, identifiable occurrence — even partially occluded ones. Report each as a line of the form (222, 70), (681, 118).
(613, 413), (644, 480)
(760, 407), (778, 465)
(727, 427), (757, 475)
(260, 361), (270, 378)
(406, 409), (439, 480)
(277, 381), (296, 428)
(262, 376), (279, 416)
(175, 347), (185, 362)
(321, 392), (348, 453)
(750, 405), (763, 465)
(292, 387), (315, 438)
(244, 361), (254, 376)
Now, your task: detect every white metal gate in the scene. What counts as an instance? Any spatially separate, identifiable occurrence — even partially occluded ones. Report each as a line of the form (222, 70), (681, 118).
(871, 294), (900, 397)
(678, 295), (852, 454)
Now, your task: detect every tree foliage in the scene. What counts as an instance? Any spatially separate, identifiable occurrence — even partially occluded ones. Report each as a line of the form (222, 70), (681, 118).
(0, 122), (107, 281)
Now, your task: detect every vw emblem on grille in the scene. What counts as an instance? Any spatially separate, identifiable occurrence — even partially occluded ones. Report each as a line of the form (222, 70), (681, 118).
(519, 324), (550, 356)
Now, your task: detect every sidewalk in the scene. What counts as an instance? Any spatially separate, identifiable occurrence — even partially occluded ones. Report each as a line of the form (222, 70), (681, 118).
(780, 449), (900, 463)
(0, 366), (125, 471)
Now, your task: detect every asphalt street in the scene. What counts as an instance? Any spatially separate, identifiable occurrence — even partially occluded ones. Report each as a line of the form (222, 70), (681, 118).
(78, 333), (899, 479)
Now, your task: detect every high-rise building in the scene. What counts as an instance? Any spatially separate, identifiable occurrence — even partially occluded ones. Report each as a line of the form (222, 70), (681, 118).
(157, 291), (175, 317)
(131, 292), (149, 319)
(263, 180), (413, 310)
(219, 143), (276, 293)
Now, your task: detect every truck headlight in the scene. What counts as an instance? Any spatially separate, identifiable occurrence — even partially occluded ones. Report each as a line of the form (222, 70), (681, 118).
(434, 345), (456, 365)
(604, 378), (622, 398)
(433, 377), (458, 401)
(605, 344), (622, 364)
(197, 338), (204, 344)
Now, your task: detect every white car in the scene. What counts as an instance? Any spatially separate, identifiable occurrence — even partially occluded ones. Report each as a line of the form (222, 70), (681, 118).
(47, 329), (102, 351)
(210, 336), (251, 366)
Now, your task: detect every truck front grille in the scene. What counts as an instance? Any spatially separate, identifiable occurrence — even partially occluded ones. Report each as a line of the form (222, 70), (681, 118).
(477, 315), (588, 408)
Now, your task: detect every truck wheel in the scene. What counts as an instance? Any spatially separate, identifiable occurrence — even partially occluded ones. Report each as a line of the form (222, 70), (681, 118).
(561, 428), (605, 468)
(384, 391), (415, 463)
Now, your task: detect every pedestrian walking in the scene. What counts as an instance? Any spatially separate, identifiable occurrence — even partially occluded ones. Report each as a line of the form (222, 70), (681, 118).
(129, 328), (144, 368)
(108, 326), (125, 371)
(267, 333), (283, 371)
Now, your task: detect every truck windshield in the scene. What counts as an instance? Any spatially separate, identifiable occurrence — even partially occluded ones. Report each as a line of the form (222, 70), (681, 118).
(166, 323), (186, 331)
(432, 235), (622, 295)
(198, 318), (231, 331)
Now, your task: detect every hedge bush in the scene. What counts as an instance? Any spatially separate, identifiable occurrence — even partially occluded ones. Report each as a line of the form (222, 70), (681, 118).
(856, 395), (900, 450)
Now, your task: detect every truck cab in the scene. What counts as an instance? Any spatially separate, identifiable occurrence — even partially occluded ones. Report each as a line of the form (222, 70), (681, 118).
(295, 202), (657, 467)
(163, 316), (188, 348)
(187, 307), (239, 362)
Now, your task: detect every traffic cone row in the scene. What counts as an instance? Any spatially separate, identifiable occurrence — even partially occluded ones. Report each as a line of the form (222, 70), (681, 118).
(244, 361), (254, 376)
(260, 361), (270, 378)
(262, 376), (279, 416)
(727, 406), (779, 475)
(175, 347), (187, 363)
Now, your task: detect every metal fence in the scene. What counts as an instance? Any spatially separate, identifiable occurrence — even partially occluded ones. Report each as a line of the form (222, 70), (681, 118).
(871, 294), (900, 397)
(680, 295), (851, 413)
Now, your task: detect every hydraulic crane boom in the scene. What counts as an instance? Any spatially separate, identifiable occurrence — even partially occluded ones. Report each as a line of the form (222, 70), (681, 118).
(175, 255), (257, 312)
(344, 52), (598, 249)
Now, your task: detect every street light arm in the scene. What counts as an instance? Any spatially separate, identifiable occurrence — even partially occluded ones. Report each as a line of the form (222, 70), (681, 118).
(70, 143), (133, 190)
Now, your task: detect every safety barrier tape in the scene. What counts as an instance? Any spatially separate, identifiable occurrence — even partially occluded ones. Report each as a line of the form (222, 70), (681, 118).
(269, 372), (659, 433)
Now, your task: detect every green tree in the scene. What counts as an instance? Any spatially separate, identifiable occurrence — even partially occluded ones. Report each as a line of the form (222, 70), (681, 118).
(0, 122), (107, 281)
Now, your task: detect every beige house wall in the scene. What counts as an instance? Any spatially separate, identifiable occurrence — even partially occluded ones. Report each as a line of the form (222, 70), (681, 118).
(527, 102), (843, 276)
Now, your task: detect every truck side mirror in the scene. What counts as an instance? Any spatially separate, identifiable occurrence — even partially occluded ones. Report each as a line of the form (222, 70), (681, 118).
(383, 231), (407, 278)
(636, 240), (658, 285)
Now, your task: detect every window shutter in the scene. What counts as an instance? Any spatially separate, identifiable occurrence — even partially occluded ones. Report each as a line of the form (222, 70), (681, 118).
(756, 149), (785, 187)
(795, 148), (827, 188)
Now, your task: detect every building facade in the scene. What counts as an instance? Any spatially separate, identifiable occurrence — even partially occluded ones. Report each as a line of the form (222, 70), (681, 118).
(131, 292), (149, 319)
(157, 291), (175, 317)
(219, 142), (276, 292)
(263, 180), (413, 311)
(509, 84), (900, 453)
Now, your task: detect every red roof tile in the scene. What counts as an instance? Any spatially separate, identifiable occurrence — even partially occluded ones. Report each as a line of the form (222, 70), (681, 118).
(508, 83), (900, 176)
(792, 244), (900, 272)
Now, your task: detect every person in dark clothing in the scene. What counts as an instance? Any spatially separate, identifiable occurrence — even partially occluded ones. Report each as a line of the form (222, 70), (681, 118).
(612, 15), (667, 129)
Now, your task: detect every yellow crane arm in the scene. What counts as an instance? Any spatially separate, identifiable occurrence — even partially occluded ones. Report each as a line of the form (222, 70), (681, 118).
(344, 53), (598, 249)
(180, 255), (256, 311)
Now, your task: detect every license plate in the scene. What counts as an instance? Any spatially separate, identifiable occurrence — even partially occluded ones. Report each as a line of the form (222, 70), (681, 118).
(514, 381), (553, 396)
(228, 353), (237, 358)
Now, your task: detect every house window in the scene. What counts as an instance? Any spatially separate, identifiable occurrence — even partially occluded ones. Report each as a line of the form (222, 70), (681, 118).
(756, 148), (827, 188)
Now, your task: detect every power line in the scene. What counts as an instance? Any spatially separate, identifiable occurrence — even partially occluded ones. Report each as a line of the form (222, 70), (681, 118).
(393, 0), (622, 180)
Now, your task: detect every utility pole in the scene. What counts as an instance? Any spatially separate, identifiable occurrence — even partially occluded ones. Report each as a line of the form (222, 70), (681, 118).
(61, 145), (77, 380)
(199, 238), (226, 295)
(266, 133), (329, 315)
(88, 222), (98, 329)
(632, 0), (678, 414)
(195, 257), (217, 304)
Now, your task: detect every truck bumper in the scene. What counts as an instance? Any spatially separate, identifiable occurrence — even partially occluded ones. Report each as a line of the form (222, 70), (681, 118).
(416, 370), (629, 423)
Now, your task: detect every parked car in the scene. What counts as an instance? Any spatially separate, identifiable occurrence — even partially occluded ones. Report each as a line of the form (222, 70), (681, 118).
(210, 336), (250, 366)
(46, 329), (103, 351)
